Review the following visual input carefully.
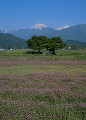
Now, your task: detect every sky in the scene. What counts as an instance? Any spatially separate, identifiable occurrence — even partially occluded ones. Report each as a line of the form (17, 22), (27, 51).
(0, 0), (86, 29)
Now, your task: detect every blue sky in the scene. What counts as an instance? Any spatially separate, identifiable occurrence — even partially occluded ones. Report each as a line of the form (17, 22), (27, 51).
(0, 0), (86, 29)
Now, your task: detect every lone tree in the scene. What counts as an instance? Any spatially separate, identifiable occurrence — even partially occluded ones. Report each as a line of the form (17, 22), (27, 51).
(27, 36), (66, 54)
(27, 35), (47, 52)
(45, 37), (66, 54)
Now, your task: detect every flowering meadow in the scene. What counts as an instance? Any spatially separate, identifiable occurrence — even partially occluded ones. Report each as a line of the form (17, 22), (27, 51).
(0, 50), (86, 120)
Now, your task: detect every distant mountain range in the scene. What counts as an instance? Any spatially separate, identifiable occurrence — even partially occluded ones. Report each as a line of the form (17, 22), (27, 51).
(0, 33), (26, 48)
(0, 24), (86, 42)
(0, 24), (86, 48)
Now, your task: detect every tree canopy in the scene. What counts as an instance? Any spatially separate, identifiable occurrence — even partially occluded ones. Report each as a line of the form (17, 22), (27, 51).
(45, 37), (66, 54)
(27, 35), (66, 54)
(27, 35), (47, 52)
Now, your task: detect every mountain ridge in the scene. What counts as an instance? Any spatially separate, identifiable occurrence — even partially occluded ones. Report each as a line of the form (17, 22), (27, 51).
(0, 24), (86, 42)
(0, 33), (26, 48)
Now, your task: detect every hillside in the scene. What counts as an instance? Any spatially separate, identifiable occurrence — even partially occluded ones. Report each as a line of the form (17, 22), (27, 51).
(51, 24), (86, 42)
(0, 33), (26, 48)
(66, 40), (86, 48)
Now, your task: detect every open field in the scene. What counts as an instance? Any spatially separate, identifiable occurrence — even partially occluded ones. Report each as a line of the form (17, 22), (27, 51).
(0, 50), (86, 120)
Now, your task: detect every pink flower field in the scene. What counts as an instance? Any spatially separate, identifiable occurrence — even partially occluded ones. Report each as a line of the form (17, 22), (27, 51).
(0, 51), (86, 120)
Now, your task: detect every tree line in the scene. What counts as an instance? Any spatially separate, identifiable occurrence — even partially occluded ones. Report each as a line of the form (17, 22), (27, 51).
(27, 35), (66, 54)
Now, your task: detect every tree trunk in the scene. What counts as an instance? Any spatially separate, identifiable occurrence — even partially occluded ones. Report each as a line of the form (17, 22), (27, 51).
(52, 49), (56, 55)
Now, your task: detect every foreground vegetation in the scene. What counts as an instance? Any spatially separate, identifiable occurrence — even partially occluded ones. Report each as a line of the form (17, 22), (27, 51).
(0, 50), (86, 120)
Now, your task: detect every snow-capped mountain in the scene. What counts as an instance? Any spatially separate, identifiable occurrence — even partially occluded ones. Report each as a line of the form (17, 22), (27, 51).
(0, 24), (86, 42)
(56, 25), (70, 30)
(30, 23), (47, 30)
(0, 24), (70, 33)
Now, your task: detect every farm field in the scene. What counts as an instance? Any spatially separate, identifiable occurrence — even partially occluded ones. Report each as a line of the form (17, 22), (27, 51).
(0, 50), (86, 120)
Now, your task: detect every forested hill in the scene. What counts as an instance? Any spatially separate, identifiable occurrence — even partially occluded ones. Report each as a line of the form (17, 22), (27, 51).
(0, 33), (26, 48)
(66, 40), (86, 48)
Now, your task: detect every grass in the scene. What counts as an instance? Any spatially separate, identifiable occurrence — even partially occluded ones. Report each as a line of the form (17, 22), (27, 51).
(0, 49), (86, 56)
(0, 50), (86, 120)
(0, 64), (86, 75)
